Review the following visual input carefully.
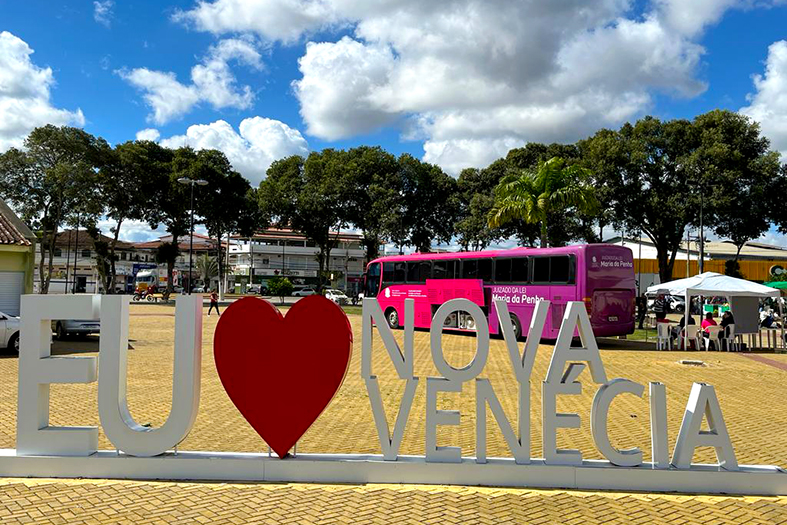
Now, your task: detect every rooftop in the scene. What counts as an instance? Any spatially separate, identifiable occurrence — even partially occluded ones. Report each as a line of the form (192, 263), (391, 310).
(605, 235), (787, 260)
(0, 200), (35, 246)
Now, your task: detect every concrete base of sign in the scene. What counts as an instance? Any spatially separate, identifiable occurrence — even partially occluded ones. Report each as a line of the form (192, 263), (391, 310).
(0, 449), (784, 495)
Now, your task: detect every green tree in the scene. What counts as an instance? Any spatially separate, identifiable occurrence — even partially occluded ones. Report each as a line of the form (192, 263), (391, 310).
(691, 110), (781, 262)
(454, 168), (506, 251)
(154, 242), (180, 290)
(195, 253), (218, 286)
(581, 117), (697, 282)
(145, 145), (188, 293)
(96, 141), (151, 293)
(0, 125), (107, 293)
(344, 146), (401, 262)
(398, 154), (459, 252)
(267, 276), (293, 302)
(488, 157), (599, 247)
(259, 151), (351, 292)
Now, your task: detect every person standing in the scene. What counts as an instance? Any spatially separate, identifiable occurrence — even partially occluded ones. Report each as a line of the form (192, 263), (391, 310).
(636, 293), (647, 329)
(652, 293), (668, 322)
(208, 290), (221, 317)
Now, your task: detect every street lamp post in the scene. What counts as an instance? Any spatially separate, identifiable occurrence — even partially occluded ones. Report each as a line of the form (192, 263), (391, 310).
(178, 177), (209, 294)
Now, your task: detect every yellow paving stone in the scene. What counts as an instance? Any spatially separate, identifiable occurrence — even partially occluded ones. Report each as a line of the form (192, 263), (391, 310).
(0, 304), (784, 523)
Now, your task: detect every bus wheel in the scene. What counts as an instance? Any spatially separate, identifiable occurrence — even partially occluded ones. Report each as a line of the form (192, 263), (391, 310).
(386, 308), (400, 329)
(510, 313), (522, 340)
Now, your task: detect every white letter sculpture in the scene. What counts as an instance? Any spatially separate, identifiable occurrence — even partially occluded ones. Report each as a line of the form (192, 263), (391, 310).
(98, 295), (202, 457)
(672, 383), (738, 471)
(17, 295), (100, 456)
(362, 298), (418, 460)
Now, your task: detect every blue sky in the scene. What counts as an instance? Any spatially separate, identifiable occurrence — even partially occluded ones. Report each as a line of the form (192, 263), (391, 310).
(1, 0), (786, 244)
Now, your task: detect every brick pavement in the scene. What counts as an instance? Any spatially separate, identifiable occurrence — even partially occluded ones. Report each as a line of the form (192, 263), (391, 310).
(0, 303), (784, 523)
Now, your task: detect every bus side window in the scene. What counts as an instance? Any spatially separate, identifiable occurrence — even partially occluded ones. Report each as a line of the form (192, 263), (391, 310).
(433, 260), (448, 279)
(394, 262), (406, 283)
(532, 257), (550, 283)
(407, 261), (430, 283)
(461, 259), (478, 279)
(478, 259), (493, 282)
(418, 261), (431, 282)
(550, 256), (571, 284)
(383, 262), (395, 283)
(495, 259), (511, 283)
(446, 260), (456, 279)
(511, 258), (528, 283)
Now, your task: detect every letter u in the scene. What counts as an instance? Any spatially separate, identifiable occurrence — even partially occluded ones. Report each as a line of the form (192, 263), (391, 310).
(98, 295), (201, 456)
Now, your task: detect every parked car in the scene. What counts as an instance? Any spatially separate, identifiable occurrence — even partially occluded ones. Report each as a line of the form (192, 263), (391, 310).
(292, 287), (316, 297)
(0, 311), (20, 353)
(324, 289), (349, 305)
(192, 285), (207, 293)
(52, 319), (101, 340)
(247, 285), (261, 294)
(259, 286), (270, 296)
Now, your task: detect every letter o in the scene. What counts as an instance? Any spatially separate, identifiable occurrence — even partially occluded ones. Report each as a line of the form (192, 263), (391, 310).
(430, 299), (489, 382)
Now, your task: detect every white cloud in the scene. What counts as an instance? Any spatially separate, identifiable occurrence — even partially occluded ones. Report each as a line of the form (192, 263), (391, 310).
(93, 0), (114, 28)
(173, 0), (337, 43)
(160, 117), (309, 184)
(293, 37), (396, 140)
(177, 0), (783, 173)
(740, 40), (787, 160)
(135, 128), (160, 141)
(0, 32), (85, 152)
(118, 37), (262, 125)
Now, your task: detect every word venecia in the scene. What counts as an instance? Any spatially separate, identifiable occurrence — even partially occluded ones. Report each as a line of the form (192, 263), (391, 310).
(17, 294), (736, 474)
(362, 297), (738, 470)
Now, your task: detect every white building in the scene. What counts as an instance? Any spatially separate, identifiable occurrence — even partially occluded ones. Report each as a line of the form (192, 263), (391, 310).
(228, 228), (370, 293)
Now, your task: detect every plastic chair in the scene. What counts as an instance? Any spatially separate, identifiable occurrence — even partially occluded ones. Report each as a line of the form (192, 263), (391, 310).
(656, 322), (672, 350)
(705, 325), (723, 351)
(681, 325), (701, 351)
(723, 324), (739, 352)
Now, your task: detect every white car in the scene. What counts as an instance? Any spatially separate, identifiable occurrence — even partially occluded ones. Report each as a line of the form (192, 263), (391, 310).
(292, 287), (316, 297)
(0, 311), (20, 353)
(324, 289), (349, 305)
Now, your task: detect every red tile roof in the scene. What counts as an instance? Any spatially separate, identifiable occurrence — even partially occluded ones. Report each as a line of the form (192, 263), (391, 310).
(0, 200), (34, 246)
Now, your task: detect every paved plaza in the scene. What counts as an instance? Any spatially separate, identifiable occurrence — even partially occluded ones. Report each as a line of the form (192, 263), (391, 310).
(0, 303), (785, 523)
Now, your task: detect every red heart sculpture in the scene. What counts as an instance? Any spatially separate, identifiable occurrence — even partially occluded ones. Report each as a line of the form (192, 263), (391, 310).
(213, 295), (353, 458)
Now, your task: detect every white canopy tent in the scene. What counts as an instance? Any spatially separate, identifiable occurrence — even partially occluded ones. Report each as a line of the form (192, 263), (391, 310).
(646, 272), (782, 350)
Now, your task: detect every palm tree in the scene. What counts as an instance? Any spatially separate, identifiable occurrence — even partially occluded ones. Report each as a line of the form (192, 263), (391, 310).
(488, 157), (600, 247)
(195, 254), (219, 289)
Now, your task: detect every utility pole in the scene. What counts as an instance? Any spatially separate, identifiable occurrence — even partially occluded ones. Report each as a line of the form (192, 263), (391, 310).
(177, 177), (208, 294)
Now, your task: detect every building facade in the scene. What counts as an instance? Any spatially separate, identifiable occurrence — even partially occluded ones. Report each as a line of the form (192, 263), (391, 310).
(605, 235), (787, 290)
(228, 228), (369, 293)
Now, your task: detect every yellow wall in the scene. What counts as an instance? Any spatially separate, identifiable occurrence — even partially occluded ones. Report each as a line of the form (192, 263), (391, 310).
(634, 258), (787, 282)
(0, 246), (35, 293)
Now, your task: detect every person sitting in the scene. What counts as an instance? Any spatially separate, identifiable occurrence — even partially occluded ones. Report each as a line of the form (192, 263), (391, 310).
(702, 312), (718, 333)
(719, 311), (735, 350)
(671, 316), (696, 349)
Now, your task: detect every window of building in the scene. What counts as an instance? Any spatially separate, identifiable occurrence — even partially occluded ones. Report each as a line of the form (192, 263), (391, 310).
(81, 249), (91, 258)
(54, 248), (62, 257)
(120, 252), (127, 261)
(262, 258), (270, 265)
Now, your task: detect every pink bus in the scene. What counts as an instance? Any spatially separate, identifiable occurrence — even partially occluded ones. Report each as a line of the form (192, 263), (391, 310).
(363, 244), (635, 339)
